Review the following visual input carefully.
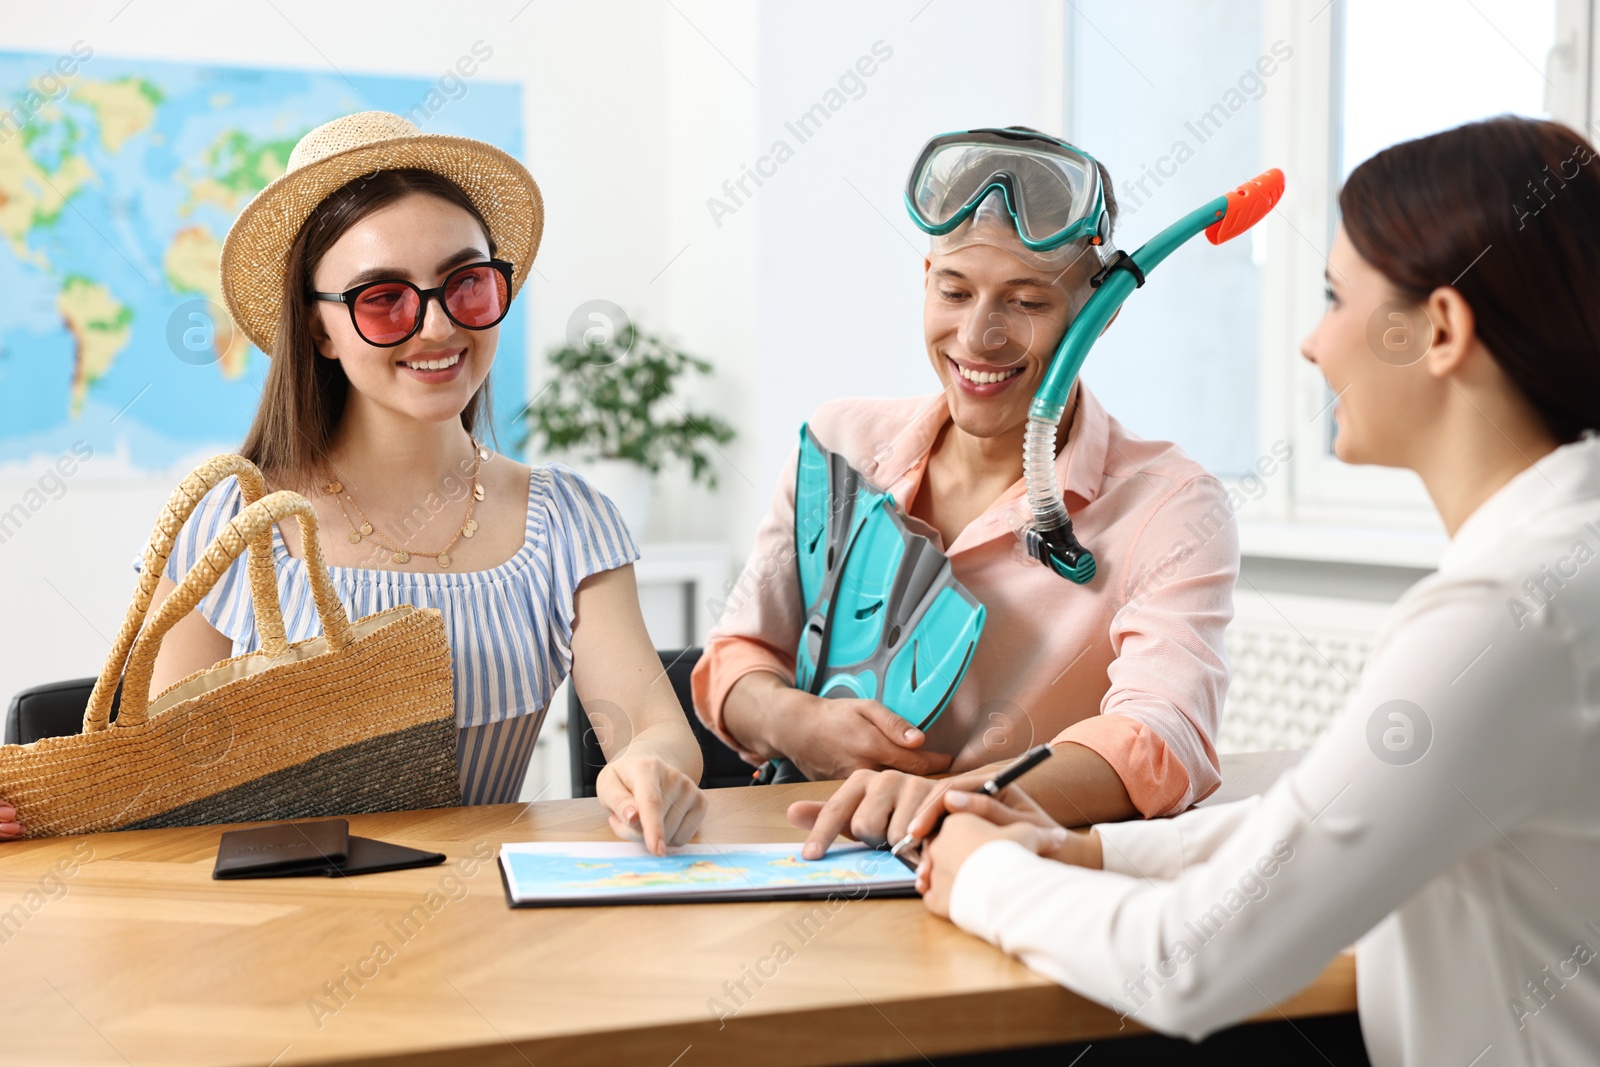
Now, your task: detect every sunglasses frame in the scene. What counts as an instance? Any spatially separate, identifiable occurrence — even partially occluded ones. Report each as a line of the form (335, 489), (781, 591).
(310, 258), (516, 348)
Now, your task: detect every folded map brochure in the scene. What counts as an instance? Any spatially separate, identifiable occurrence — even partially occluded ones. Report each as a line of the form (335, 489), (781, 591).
(498, 842), (917, 907)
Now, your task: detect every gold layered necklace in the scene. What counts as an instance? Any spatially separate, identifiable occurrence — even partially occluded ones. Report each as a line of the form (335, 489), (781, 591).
(320, 439), (490, 569)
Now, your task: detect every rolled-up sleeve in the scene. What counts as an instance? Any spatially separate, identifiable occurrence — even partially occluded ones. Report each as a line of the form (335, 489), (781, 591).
(1056, 475), (1237, 817)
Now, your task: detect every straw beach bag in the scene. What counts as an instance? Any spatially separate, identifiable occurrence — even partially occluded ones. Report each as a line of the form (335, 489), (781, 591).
(0, 455), (462, 837)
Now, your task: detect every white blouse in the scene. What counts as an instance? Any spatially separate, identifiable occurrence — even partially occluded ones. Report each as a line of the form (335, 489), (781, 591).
(949, 433), (1600, 1067)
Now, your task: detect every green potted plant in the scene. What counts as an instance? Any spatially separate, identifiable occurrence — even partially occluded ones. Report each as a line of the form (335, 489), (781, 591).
(517, 322), (736, 537)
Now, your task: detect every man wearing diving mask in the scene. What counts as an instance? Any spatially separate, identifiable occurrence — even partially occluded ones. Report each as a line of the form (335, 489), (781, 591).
(691, 128), (1242, 857)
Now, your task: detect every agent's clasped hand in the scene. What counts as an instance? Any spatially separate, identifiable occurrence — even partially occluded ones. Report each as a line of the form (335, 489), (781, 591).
(913, 786), (1102, 918)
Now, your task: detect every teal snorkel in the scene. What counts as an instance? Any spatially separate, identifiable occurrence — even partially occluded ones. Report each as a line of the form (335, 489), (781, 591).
(1022, 168), (1286, 583)
(904, 129), (1285, 583)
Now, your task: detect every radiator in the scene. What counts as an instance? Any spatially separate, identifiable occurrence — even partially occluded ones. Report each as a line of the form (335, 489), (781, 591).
(1218, 589), (1394, 753)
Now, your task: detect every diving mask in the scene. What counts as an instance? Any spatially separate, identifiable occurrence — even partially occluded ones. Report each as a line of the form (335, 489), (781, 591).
(905, 127), (1116, 274)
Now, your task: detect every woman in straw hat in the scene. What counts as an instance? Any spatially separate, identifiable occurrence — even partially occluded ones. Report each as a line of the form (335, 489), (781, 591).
(0, 111), (707, 850)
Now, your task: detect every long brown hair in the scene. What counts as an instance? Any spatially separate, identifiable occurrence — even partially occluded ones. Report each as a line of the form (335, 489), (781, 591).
(239, 168), (499, 482)
(1340, 116), (1600, 444)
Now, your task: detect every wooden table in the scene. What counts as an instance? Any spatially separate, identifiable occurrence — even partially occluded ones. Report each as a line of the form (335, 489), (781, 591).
(0, 752), (1349, 1066)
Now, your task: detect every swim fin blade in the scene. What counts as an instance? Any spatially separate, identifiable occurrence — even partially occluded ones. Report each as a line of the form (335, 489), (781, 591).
(794, 423), (879, 694)
(791, 423), (984, 733)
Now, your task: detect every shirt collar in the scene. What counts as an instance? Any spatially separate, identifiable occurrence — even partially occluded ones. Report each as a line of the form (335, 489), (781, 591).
(865, 382), (1112, 511)
(1058, 381), (1112, 508)
(1438, 432), (1600, 572)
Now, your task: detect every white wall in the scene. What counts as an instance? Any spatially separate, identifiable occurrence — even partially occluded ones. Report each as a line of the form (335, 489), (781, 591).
(0, 0), (1068, 704)
(749, 3), (1065, 521)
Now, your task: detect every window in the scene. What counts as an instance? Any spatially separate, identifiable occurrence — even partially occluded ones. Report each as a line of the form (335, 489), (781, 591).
(1291, 0), (1570, 520)
(1067, 0), (1595, 543)
(1339, 0), (1563, 181)
(1065, 1), (1272, 481)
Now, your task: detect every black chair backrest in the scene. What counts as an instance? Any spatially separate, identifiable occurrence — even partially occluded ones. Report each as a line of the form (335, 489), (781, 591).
(5, 677), (120, 746)
(567, 648), (755, 797)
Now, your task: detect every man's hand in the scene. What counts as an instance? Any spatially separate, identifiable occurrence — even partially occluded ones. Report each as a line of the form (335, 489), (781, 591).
(779, 694), (955, 781)
(787, 767), (990, 860)
(725, 671), (954, 782)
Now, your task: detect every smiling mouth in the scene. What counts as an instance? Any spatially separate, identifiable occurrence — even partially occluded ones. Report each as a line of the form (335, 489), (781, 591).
(950, 358), (1024, 386)
(402, 350), (463, 371)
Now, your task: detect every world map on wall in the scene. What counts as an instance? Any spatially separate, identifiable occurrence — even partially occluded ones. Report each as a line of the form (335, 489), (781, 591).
(0, 47), (526, 478)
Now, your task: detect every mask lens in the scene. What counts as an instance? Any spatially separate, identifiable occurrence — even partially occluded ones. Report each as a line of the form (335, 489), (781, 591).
(914, 143), (995, 227)
(911, 136), (1098, 246)
(353, 282), (420, 345)
(1007, 144), (1094, 242)
(444, 264), (509, 328)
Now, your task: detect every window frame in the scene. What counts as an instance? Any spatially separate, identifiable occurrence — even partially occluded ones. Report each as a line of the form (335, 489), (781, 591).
(1252, 0), (1596, 537)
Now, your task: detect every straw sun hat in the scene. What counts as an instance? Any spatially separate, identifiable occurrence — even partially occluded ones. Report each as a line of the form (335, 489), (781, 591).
(219, 110), (544, 356)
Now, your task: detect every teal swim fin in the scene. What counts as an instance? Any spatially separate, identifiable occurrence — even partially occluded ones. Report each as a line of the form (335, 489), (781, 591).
(792, 424), (985, 732)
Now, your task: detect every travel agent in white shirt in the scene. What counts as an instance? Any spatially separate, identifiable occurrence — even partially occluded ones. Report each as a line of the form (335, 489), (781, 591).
(911, 115), (1600, 1067)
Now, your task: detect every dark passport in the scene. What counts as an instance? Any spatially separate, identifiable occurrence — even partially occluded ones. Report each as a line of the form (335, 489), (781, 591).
(212, 819), (445, 880)
(213, 819), (349, 878)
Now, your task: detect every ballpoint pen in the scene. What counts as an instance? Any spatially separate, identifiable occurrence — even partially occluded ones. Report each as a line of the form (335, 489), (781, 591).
(889, 743), (1054, 865)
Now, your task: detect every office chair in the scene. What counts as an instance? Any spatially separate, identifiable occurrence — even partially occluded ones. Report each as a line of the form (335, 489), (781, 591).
(567, 648), (757, 797)
(5, 677), (120, 745)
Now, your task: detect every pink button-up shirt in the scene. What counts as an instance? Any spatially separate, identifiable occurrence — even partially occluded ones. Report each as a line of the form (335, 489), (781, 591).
(691, 384), (1238, 816)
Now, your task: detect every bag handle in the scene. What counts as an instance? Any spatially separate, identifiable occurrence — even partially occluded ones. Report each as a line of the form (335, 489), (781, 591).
(83, 455), (285, 733)
(113, 489), (356, 729)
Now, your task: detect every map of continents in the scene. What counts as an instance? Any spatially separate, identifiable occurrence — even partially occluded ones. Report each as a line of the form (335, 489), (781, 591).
(0, 48), (525, 477)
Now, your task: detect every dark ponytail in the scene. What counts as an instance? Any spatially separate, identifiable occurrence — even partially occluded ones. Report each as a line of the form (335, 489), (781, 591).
(1340, 116), (1600, 443)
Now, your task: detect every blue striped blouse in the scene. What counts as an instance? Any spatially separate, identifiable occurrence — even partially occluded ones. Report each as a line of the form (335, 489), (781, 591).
(131, 464), (640, 805)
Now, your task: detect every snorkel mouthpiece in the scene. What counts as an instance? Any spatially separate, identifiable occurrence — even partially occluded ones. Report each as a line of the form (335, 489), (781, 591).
(1024, 168), (1286, 584)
